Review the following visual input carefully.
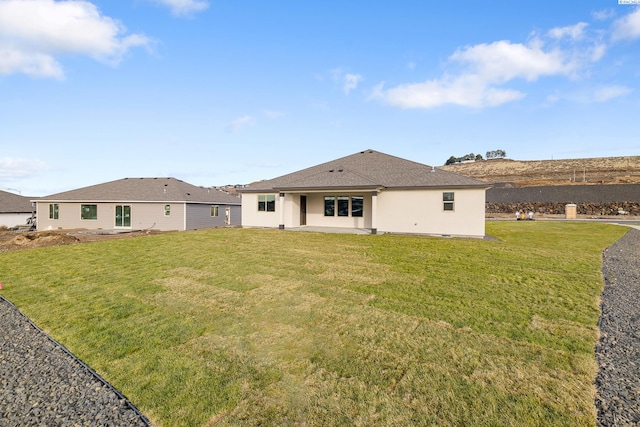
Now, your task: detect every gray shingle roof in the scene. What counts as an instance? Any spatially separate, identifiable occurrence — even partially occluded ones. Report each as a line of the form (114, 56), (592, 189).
(242, 149), (487, 192)
(37, 178), (241, 205)
(0, 190), (33, 214)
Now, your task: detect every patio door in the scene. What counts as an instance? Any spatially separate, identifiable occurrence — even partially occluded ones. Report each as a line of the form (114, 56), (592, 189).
(300, 195), (307, 226)
(115, 205), (131, 228)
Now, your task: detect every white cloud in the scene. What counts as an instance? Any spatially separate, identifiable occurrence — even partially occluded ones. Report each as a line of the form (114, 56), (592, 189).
(372, 39), (577, 109)
(450, 40), (573, 82)
(590, 43), (607, 61)
(342, 73), (362, 94)
(228, 115), (255, 132)
(592, 9), (615, 21)
(371, 76), (525, 109)
(372, 16), (617, 110)
(149, 0), (209, 17)
(0, 157), (48, 178)
(548, 22), (588, 41)
(0, 49), (63, 78)
(330, 68), (363, 94)
(612, 8), (640, 41)
(593, 85), (632, 102)
(0, 0), (151, 78)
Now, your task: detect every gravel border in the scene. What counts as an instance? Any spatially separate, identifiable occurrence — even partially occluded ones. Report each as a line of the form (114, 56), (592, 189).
(0, 296), (151, 427)
(596, 227), (640, 426)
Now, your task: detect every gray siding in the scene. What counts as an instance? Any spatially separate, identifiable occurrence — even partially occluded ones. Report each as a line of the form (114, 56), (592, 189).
(185, 204), (241, 230)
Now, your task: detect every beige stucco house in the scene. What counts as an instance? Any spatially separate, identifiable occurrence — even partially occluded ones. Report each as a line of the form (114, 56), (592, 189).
(240, 149), (489, 238)
(35, 177), (241, 232)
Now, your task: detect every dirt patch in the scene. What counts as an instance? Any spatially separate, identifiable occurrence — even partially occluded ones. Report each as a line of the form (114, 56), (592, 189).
(8, 232), (80, 248)
(0, 229), (169, 253)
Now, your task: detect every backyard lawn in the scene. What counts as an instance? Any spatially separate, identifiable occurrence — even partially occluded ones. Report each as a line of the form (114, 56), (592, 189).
(0, 221), (627, 426)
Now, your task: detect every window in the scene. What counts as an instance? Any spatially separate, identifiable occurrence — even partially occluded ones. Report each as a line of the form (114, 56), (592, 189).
(164, 205), (171, 216)
(443, 192), (455, 211)
(337, 196), (349, 216)
(211, 205), (219, 217)
(351, 196), (363, 217)
(81, 204), (97, 220)
(325, 195), (364, 217)
(258, 195), (276, 212)
(324, 196), (335, 216)
(115, 205), (131, 227)
(49, 203), (59, 220)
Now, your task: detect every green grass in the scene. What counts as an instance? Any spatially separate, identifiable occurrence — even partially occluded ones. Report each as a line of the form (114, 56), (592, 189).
(0, 221), (627, 426)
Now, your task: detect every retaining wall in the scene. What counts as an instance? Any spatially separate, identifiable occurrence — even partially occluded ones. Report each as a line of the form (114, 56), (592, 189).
(486, 184), (640, 216)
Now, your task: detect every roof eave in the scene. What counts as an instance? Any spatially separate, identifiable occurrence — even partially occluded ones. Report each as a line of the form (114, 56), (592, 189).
(33, 199), (239, 204)
(240, 185), (383, 193)
(384, 184), (490, 190)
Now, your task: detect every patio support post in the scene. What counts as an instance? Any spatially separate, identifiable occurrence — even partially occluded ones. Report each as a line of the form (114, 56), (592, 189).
(371, 191), (378, 234)
(279, 192), (285, 229)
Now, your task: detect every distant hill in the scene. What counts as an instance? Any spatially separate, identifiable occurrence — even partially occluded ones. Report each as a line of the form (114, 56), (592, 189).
(440, 156), (640, 187)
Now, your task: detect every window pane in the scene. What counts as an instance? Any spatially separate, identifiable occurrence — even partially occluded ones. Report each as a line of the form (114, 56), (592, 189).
(444, 202), (454, 211)
(324, 196), (335, 216)
(258, 195), (275, 212)
(351, 196), (363, 217)
(266, 195), (276, 212)
(337, 196), (349, 216)
(49, 204), (58, 220)
(115, 205), (123, 226)
(123, 206), (131, 227)
(443, 192), (454, 201)
(165, 205), (171, 216)
(81, 204), (97, 220)
(211, 205), (219, 217)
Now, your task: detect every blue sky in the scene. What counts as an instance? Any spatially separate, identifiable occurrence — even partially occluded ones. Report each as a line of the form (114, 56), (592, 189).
(1, 0), (639, 196)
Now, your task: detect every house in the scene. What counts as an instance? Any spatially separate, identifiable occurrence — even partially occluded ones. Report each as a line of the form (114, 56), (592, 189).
(0, 190), (34, 228)
(239, 149), (489, 238)
(35, 177), (241, 232)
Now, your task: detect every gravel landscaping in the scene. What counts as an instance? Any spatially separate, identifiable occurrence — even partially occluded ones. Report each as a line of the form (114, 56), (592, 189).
(597, 227), (640, 426)
(0, 227), (638, 426)
(0, 296), (151, 427)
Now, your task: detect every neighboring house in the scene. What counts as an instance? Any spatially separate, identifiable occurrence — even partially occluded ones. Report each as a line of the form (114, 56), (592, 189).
(35, 177), (241, 232)
(240, 149), (489, 238)
(0, 190), (34, 228)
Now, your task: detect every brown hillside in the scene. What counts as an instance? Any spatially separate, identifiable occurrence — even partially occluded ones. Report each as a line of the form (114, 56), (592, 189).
(440, 156), (640, 187)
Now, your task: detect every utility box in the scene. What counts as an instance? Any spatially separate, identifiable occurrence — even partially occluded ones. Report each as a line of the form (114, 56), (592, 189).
(565, 204), (577, 219)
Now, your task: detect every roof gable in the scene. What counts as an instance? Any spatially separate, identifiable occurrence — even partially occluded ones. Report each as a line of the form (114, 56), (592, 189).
(244, 149), (487, 192)
(37, 178), (241, 204)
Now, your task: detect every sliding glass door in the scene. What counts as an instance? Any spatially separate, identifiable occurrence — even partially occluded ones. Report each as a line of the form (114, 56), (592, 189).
(115, 205), (131, 228)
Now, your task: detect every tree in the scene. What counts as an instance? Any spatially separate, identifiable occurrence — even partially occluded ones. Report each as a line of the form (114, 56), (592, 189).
(486, 149), (506, 159)
(444, 152), (484, 165)
(445, 156), (458, 165)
